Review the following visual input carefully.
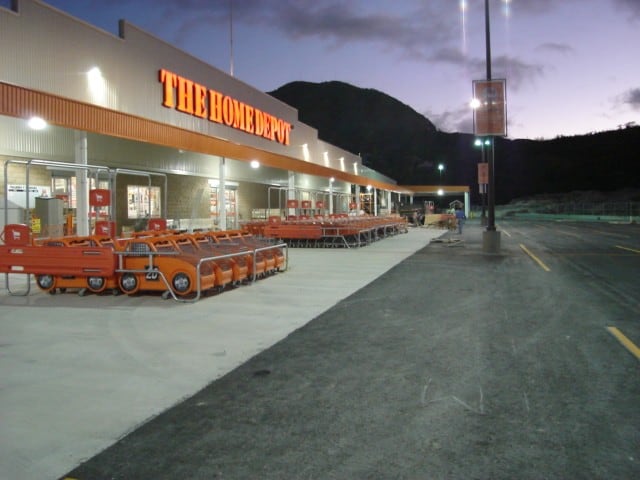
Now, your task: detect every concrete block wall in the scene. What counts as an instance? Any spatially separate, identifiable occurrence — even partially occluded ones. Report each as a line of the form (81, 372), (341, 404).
(166, 175), (210, 220)
(237, 182), (271, 221)
(116, 174), (211, 231)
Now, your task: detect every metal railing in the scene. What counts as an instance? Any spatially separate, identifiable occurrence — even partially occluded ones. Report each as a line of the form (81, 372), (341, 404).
(499, 202), (639, 222)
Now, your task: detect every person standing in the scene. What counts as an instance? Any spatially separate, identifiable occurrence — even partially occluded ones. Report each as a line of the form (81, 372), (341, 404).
(455, 206), (466, 234)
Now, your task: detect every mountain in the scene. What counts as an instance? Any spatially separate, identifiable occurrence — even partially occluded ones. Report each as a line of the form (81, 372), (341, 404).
(269, 81), (640, 204)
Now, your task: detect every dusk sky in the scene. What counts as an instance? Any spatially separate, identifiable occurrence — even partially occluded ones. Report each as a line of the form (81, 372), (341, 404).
(22, 0), (640, 140)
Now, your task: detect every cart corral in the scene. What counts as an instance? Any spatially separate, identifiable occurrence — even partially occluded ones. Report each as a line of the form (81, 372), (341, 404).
(243, 214), (408, 248)
(0, 224), (287, 302)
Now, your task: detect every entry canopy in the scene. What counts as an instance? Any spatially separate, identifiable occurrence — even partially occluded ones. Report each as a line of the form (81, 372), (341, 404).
(401, 185), (470, 195)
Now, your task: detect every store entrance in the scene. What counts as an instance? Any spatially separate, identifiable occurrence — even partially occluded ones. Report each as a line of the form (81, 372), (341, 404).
(209, 180), (238, 230)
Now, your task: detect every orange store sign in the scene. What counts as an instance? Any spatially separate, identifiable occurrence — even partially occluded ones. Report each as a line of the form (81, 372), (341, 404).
(159, 69), (292, 145)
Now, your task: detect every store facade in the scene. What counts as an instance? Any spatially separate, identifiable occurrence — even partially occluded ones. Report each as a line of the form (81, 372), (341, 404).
(0, 0), (405, 236)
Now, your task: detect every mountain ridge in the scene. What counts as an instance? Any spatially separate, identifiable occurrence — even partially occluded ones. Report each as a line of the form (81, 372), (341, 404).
(269, 81), (640, 204)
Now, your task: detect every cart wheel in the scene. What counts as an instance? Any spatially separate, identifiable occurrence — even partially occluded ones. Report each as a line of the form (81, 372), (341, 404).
(119, 273), (139, 294)
(78, 288), (88, 297)
(171, 272), (191, 295)
(36, 274), (55, 292)
(87, 276), (107, 293)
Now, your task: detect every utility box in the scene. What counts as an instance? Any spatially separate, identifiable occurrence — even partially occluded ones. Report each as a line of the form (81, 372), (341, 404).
(35, 197), (64, 237)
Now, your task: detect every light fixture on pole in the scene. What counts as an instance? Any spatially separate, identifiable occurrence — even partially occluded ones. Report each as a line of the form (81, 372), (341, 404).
(438, 163), (445, 180)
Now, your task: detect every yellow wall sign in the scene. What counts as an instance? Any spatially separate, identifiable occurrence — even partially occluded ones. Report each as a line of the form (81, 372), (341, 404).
(31, 217), (41, 234)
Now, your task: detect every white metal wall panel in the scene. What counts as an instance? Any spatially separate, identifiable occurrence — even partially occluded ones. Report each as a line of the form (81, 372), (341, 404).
(0, 0), (366, 175)
(0, 116), (75, 161)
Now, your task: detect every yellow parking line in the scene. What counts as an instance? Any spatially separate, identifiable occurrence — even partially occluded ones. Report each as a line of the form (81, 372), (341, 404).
(519, 244), (551, 271)
(616, 245), (640, 254)
(501, 228), (512, 238)
(607, 327), (640, 361)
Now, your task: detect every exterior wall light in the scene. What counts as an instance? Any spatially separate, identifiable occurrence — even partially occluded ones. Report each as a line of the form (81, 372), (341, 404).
(27, 116), (47, 130)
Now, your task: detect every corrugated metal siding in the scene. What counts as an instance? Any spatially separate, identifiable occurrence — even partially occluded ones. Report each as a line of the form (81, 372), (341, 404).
(0, 81), (398, 191)
(0, 1), (405, 191)
(0, 114), (75, 161)
(1, 2), (303, 154)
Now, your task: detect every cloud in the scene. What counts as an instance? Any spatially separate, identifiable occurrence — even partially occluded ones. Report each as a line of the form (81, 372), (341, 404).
(513, 0), (639, 22)
(426, 104), (474, 134)
(266, 1), (456, 59)
(622, 88), (640, 110)
(92, 0), (545, 93)
(128, 1), (458, 64)
(429, 48), (545, 91)
(536, 42), (574, 55)
(258, 2), (545, 91)
(492, 56), (546, 90)
(613, 0), (640, 20)
(510, 0), (581, 14)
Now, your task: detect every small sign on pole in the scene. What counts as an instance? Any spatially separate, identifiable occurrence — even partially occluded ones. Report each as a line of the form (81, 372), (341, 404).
(478, 163), (489, 185)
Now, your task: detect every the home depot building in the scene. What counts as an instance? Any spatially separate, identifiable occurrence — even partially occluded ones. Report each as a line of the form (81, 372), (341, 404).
(0, 0), (409, 236)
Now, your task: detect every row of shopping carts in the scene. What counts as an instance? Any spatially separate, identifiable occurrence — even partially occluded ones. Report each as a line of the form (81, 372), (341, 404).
(243, 214), (408, 248)
(0, 224), (286, 302)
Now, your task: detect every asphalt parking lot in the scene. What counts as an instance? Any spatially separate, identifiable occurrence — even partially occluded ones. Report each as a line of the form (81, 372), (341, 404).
(1, 225), (442, 480)
(3, 219), (639, 479)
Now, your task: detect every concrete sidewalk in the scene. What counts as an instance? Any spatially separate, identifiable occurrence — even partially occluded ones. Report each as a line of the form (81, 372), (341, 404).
(54, 219), (640, 480)
(0, 226), (445, 480)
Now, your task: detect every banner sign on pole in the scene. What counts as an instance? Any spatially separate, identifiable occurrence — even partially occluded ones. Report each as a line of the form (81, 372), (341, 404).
(473, 79), (507, 136)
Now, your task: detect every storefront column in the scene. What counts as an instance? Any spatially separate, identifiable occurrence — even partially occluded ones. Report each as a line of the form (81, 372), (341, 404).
(218, 157), (227, 230)
(288, 171), (296, 218)
(74, 130), (89, 236)
(387, 191), (392, 215)
(464, 191), (470, 218)
(355, 185), (361, 213)
(373, 188), (378, 216)
(328, 179), (334, 215)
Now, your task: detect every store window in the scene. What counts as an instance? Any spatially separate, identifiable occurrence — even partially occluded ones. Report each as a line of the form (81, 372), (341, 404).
(127, 185), (161, 219)
(209, 180), (238, 229)
(51, 176), (109, 209)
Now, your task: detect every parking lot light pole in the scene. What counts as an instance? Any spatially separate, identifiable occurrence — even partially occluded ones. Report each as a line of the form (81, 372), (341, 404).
(481, 0), (500, 252)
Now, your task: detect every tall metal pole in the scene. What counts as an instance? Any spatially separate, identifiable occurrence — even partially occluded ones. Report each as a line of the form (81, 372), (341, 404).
(229, 0), (234, 77)
(485, 0), (496, 232)
(485, 0), (492, 81)
(481, 143), (486, 222)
